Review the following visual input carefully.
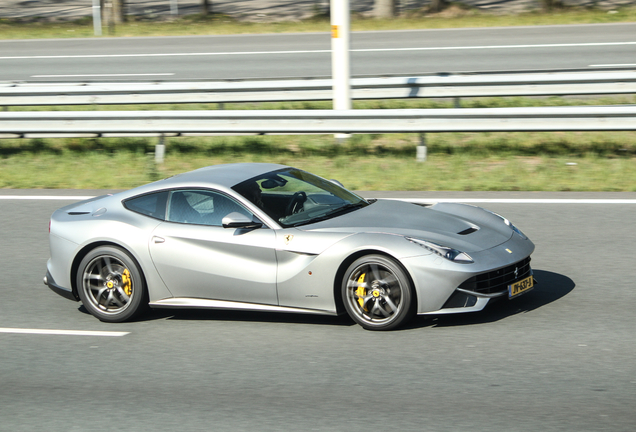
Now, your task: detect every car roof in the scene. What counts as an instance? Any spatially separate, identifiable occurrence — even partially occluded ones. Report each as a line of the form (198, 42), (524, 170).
(119, 163), (290, 199)
(167, 163), (288, 188)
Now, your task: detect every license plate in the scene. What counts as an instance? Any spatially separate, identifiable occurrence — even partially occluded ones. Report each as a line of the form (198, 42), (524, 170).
(508, 276), (534, 299)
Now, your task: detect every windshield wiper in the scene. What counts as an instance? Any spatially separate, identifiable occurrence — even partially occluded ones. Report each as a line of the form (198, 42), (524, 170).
(288, 202), (366, 227)
(325, 202), (366, 217)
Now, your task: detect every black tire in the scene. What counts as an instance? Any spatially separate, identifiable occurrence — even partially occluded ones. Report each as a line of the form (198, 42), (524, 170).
(342, 254), (415, 331)
(76, 246), (148, 323)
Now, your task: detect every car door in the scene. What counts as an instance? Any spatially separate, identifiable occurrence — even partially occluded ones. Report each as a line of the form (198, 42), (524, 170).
(148, 189), (278, 305)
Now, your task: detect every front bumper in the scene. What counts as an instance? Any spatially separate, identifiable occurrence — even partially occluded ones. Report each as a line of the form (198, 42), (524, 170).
(403, 230), (535, 315)
(425, 263), (536, 315)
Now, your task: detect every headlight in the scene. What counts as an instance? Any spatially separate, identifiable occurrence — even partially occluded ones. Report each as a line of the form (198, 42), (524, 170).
(406, 237), (473, 263)
(485, 210), (527, 239)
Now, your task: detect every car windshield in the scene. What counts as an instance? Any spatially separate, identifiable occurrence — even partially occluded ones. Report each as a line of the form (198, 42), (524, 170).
(232, 168), (369, 228)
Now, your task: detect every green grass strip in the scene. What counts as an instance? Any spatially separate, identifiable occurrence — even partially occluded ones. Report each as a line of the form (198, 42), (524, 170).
(1, 131), (635, 190)
(1, 6), (636, 40)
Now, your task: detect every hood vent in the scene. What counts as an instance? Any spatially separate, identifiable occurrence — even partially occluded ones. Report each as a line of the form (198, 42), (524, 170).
(457, 226), (479, 235)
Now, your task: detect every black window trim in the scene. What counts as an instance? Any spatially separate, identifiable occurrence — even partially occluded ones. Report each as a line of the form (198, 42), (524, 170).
(123, 187), (270, 228)
(121, 190), (169, 222)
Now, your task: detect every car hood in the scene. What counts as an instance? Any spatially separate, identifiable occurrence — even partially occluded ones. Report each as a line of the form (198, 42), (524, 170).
(300, 199), (514, 253)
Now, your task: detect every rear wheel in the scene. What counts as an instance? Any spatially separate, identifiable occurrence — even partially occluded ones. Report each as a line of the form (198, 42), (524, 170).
(342, 255), (415, 331)
(77, 246), (147, 323)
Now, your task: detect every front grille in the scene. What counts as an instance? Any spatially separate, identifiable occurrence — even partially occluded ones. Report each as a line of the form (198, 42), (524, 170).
(459, 257), (532, 295)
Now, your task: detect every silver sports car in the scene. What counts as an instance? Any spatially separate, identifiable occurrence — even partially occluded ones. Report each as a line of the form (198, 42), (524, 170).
(45, 163), (535, 330)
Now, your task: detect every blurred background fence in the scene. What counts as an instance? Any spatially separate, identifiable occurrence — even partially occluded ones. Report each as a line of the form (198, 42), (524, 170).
(2, 0), (635, 22)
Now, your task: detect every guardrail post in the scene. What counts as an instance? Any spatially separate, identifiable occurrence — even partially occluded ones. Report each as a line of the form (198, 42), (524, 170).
(454, 97), (461, 108)
(416, 133), (427, 162)
(92, 0), (102, 36)
(155, 135), (165, 164)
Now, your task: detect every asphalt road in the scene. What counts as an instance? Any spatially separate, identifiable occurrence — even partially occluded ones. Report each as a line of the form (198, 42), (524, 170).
(0, 23), (634, 81)
(1, 191), (635, 431)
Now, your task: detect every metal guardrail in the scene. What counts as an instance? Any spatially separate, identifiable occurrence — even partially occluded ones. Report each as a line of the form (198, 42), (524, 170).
(1, 107), (635, 138)
(1, 71), (635, 106)
(2, 72), (634, 162)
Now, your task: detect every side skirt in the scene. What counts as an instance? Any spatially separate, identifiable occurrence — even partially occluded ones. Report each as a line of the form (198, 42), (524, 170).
(149, 298), (338, 316)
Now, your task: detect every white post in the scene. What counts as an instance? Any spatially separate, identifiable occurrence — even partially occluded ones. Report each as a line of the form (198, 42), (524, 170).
(155, 135), (165, 164)
(92, 0), (102, 36)
(170, 0), (179, 15)
(330, 0), (351, 140)
(416, 133), (427, 162)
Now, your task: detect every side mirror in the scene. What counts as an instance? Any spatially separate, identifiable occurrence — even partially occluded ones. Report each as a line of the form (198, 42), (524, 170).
(222, 212), (263, 229)
(330, 179), (344, 188)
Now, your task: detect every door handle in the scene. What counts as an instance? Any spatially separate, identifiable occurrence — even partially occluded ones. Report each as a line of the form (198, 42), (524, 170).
(153, 236), (165, 244)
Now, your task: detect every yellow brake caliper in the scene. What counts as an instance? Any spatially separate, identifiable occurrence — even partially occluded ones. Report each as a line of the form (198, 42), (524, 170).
(356, 273), (367, 311)
(122, 269), (132, 296)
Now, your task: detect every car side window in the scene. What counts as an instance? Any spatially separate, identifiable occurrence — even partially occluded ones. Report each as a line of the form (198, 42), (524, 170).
(167, 190), (252, 226)
(123, 191), (168, 220)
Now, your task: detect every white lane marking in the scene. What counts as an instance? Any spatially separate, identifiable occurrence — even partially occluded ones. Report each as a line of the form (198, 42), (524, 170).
(384, 198), (636, 204)
(0, 328), (129, 337)
(2, 195), (636, 204)
(1, 50), (331, 60)
(589, 63), (636, 67)
(352, 42), (636, 52)
(1, 41), (634, 60)
(0, 196), (95, 200)
(31, 73), (175, 78)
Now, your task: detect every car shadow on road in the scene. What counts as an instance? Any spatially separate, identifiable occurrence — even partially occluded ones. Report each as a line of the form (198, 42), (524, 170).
(403, 269), (575, 330)
(77, 304), (356, 326)
(158, 308), (356, 326)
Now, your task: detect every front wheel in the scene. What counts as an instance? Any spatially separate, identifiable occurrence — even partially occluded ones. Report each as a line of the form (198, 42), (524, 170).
(76, 246), (147, 323)
(342, 255), (415, 331)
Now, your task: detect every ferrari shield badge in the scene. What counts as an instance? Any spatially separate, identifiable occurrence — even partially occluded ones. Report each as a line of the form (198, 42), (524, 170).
(284, 234), (294, 245)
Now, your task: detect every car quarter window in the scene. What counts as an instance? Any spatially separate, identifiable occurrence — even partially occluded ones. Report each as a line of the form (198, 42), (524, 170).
(166, 190), (253, 226)
(123, 191), (168, 220)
